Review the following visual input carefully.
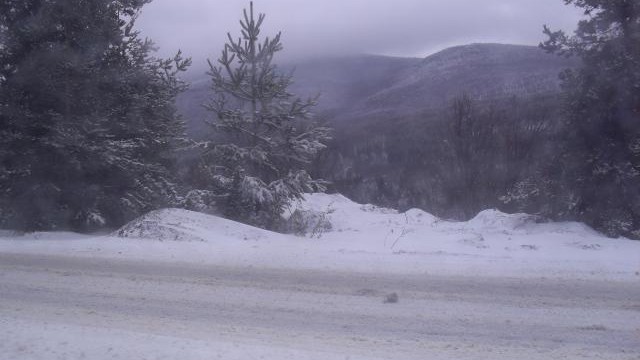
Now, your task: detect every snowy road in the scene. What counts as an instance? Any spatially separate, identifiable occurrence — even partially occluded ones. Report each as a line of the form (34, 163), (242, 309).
(1, 253), (639, 360)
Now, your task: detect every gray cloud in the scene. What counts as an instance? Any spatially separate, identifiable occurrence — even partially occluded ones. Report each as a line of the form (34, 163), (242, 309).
(136, 0), (583, 64)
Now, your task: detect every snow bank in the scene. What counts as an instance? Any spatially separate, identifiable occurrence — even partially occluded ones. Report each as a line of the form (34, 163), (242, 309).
(296, 193), (587, 237)
(1, 193), (639, 281)
(290, 193), (439, 233)
(115, 208), (273, 242)
(467, 209), (540, 231)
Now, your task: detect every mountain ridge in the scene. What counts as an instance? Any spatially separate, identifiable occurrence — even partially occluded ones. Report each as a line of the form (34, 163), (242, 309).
(177, 43), (578, 137)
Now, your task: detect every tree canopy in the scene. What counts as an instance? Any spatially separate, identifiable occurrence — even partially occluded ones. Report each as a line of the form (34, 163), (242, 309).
(540, 0), (640, 236)
(0, 0), (190, 231)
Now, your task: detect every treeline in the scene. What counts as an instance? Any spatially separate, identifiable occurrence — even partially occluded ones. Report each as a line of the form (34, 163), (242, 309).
(316, 94), (562, 220)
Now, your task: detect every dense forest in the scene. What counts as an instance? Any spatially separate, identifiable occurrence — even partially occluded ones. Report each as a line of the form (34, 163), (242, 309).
(315, 94), (564, 220)
(1, 0), (639, 238)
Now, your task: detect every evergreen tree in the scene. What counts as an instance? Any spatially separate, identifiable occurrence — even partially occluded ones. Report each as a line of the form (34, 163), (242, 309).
(541, 0), (640, 237)
(0, 0), (190, 231)
(200, 2), (331, 229)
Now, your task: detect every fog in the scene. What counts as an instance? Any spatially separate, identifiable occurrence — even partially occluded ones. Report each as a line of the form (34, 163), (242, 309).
(137, 0), (583, 63)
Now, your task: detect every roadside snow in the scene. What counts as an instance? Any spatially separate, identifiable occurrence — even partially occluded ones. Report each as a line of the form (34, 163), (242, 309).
(0, 193), (638, 281)
(115, 208), (272, 242)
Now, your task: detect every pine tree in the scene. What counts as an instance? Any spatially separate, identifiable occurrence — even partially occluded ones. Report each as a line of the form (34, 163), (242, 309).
(0, 0), (190, 231)
(200, 2), (331, 229)
(541, 0), (640, 237)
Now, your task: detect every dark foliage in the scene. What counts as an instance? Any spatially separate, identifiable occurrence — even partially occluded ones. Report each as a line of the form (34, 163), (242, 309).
(531, 0), (640, 237)
(0, 0), (190, 231)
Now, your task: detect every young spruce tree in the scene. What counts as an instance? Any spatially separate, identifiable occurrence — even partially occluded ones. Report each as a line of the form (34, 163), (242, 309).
(201, 2), (331, 229)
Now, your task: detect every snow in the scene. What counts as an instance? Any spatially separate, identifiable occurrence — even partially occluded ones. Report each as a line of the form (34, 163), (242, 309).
(2, 318), (339, 360)
(1, 193), (638, 281)
(114, 208), (271, 242)
(2, 194), (640, 360)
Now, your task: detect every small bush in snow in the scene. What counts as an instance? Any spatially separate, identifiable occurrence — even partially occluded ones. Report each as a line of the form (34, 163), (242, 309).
(180, 190), (219, 214)
(284, 209), (333, 238)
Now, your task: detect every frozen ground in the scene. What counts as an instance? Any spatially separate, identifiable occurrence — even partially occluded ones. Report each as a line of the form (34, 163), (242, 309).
(0, 193), (639, 359)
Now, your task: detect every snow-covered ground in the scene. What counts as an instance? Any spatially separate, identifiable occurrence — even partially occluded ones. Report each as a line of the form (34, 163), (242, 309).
(1, 193), (638, 281)
(1, 194), (640, 360)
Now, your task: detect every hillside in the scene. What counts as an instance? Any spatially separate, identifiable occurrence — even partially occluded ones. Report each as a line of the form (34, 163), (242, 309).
(358, 43), (577, 117)
(178, 43), (577, 136)
(177, 54), (419, 137)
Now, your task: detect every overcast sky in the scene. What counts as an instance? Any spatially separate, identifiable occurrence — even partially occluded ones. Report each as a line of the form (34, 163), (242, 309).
(137, 0), (583, 65)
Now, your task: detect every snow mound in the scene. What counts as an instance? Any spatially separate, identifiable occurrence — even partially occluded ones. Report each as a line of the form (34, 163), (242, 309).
(295, 193), (607, 239)
(467, 209), (541, 232)
(2, 192), (639, 281)
(115, 208), (273, 242)
(403, 208), (439, 226)
(114, 194), (607, 246)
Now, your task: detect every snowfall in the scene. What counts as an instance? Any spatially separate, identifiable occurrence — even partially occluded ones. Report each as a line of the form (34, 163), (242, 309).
(1, 193), (639, 360)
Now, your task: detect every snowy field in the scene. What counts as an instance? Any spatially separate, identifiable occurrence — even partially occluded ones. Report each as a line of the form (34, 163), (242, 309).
(1, 193), (639, 360)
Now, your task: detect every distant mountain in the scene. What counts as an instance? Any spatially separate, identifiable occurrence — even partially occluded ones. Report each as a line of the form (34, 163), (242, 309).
(286, 54), (419, 113)
(176, 54), (419, 137)
(357, 43), (577, 116)
(177, 43), (577, 136)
